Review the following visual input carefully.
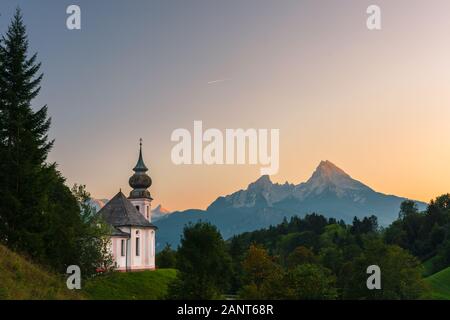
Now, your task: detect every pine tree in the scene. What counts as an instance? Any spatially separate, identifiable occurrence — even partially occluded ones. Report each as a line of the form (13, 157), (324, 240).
(0, 9), (89, 273)
(0, 9), (113, 274)
(0, 8), (53, 256)
(0, 13), (6, 236)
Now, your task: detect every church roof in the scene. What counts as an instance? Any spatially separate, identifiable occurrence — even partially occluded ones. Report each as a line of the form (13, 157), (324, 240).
(111, 227), (130, 238)
(98, 191), (157, 229)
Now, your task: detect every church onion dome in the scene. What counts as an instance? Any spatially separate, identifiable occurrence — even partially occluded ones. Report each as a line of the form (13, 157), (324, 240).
(129, 139), (153, 200)
(129, 174), (152, 190)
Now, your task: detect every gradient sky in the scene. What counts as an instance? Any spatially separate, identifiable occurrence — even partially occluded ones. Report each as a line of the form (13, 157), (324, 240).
(1, 0), (450, 211)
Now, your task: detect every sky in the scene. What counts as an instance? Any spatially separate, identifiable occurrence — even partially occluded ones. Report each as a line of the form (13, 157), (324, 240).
(1, 0), (450, 211)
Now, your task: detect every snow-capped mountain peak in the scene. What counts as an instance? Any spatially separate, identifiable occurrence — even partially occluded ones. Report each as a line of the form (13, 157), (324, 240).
(208, 174), (294, 209)
(303, 160), (369, 190)
(152, 204), (171, 215)
(151, 205), (172, 221)
(209, 160), (376, 209)
(248, 175), (273, 191)
(294, 160), (372, 200)
(88, 198), (109, 212)
(311, 160), (349, 180)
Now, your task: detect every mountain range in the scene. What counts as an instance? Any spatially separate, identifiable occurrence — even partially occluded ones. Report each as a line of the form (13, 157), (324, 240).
(153, 160), (427, 250)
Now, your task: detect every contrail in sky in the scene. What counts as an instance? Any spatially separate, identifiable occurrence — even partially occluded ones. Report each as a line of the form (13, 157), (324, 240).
(207, 78), (230, 84)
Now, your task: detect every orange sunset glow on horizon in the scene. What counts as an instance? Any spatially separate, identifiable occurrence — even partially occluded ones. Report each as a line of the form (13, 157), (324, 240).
(3, 1), (449, 211)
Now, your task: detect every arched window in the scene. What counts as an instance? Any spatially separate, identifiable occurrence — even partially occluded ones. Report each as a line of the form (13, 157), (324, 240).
(135, 205), (140, 212)
(121, 239), (125, 257)
(150, 231), (155, 256)
(135, 230), (140, 256)
(136, 237), (140, 256)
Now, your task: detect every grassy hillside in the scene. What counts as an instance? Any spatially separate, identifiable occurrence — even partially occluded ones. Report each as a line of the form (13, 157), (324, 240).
(83, 269), (177, 300)
(425, 267), (450, 300)
(0, 244), (82, 300)
(422, 257), (438, 277)
(0, 243), (176, 300)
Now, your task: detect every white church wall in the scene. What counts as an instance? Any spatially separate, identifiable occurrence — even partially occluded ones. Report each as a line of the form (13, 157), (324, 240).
(106, 227), (155, 271)
(110, 237), (128, 271)
(126, 227), (156, 271)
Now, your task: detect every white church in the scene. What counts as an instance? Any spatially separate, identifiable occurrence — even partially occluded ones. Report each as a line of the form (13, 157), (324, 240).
(97, 141), (157, 271)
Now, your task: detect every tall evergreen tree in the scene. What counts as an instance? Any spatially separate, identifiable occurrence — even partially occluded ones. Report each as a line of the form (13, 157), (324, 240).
(0, 8), (52, 256)
(0, 13), (6, 239)
(0, 9), (108, 274)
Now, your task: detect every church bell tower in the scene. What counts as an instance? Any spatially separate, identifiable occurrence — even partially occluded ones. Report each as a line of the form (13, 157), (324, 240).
(128, 139), (153, 222)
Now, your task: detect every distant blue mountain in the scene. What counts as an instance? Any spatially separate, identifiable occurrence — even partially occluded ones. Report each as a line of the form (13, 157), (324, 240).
(154, 161), (427, 250)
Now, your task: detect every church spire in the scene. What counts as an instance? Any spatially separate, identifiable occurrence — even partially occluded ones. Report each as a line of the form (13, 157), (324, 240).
(133, 138), (148, 172)
(129, 139), (152, 200)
